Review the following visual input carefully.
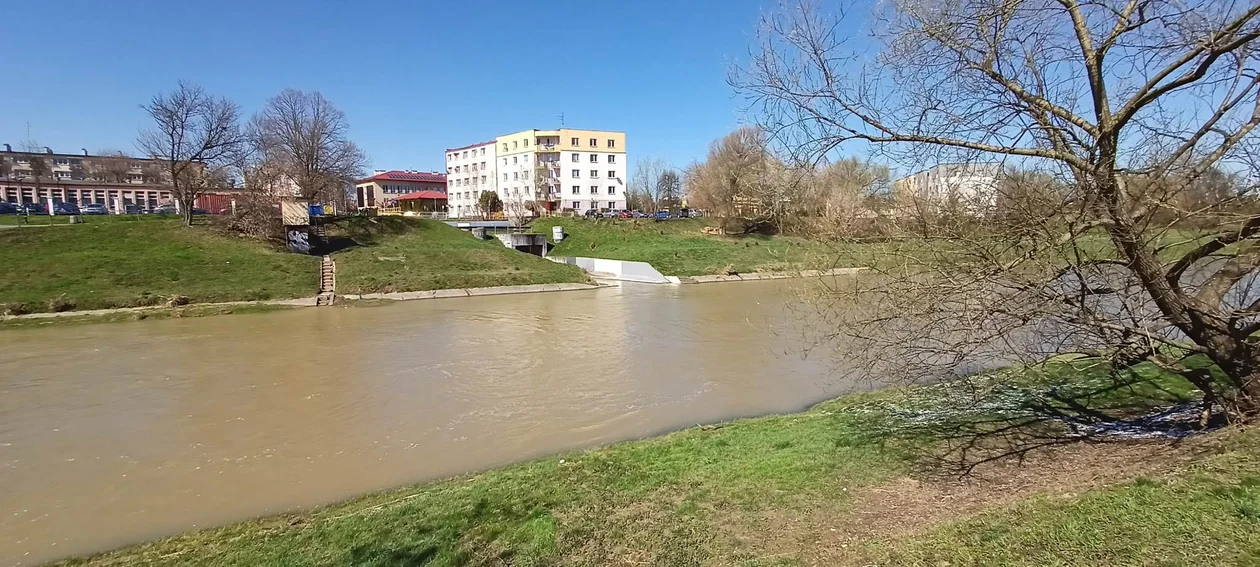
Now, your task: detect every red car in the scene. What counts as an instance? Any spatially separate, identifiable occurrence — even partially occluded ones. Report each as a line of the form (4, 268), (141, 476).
(617, 210), (632, 218)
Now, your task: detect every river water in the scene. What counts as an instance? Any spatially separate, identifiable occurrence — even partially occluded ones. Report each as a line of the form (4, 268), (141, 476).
(0, 280), (863, 566)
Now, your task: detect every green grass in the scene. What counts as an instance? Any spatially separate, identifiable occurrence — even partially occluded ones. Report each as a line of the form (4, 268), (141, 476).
(54, 358), (1260, 566)
(0, 216), (317, 313)
(330, 217), (588, 294)
(0, 216), (589, 316)
(854, 439), (1260, 566)
(530, 218), (841, 276)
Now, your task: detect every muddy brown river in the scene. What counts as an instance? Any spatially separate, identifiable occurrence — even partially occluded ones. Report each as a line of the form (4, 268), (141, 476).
(0, 280), (864, 566)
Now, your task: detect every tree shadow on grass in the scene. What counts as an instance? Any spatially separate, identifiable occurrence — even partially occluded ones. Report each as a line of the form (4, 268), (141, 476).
(348, 544), (441, 567)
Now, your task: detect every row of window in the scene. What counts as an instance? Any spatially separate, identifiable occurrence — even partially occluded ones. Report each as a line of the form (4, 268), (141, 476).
(567, 170), (618, 179)
(451, 176), (487, 187)
(571, 186), (618, 195)
(448, 147), (488, 161)
(446, 138), (619, 161)
(572, 201), (620, 209)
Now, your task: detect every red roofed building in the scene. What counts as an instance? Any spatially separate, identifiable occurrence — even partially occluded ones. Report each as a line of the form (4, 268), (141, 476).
(354, 170), (447, 209)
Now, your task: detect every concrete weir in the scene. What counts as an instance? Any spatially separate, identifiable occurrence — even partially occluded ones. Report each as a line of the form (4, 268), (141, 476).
(548, 257), (676, 284)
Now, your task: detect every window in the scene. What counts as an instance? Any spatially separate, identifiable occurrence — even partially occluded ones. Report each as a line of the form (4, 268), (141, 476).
(481, 175), (487, 184)
(481, 161), (486, 169)
(589, 138), (597, 147)
(571, 137), (579, 145)
(609, 201), (616, 209)
(503, 173), (508, 181)
(590, 170), (599, 178)
(572, 186), (580, 194)
(513, 172), (518, 180)
(608, 170), (616, 178)
(607, 139), (615, 148)
(524, 139), (529, 147)
(573, 201), (580, 209)
(571, 169), (580, 178)
(571, 153), (579, 162)
(608, 155), (616, 164)
(503, 143), (508, 151)
(513, 141), (518, 149)
(55, 158), (70, 165)
(503, 158), (508, 165)
(513, 156), (518, 164)
(480, 148), (485, 156)
(608, 186), (616, 194)
(463, 151), (469, 158)
(591, 185), (599, 194)
(589, 154), (598, 163)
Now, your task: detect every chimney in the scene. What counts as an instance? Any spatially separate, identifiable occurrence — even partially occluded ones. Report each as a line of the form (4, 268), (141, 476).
(44, 147), (53, 154)
(82, 148), (88, 156)
(2, 144), (9, 152)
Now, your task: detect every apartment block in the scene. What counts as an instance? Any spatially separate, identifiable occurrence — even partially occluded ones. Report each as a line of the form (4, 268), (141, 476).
(444, 140), (498, 218)
(445, 129), (626, 218)
(0, 145), (173, 210)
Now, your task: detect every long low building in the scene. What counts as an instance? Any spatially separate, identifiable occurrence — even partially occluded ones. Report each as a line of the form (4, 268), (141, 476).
(1, 178), (171, 211)
(1, 146), (172, 210)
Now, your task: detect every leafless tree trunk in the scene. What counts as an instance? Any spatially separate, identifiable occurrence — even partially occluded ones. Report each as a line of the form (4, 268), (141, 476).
(734, 0), (1260, 423)
(138, 82), (245, 226)
(251, 89), (367, 203)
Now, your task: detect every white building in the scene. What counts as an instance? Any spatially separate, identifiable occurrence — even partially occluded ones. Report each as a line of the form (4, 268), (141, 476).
(446, 128), (626, 218)
(893, 162), (1003, 212)
(444, 140), (497, 218)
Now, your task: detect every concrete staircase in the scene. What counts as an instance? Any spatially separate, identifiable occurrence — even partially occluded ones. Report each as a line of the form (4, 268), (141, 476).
(316, 255), (336, 306)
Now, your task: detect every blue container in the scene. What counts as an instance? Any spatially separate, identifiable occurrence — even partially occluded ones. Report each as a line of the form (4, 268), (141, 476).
(308, 204), (324, 217)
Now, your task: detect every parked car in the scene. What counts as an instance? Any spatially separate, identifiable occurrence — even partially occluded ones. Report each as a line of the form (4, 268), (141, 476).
(53, 202), (80, 215)
(600, 210), (618, 218)
(22, 202), (48, 215)
(654, 210), (671, 220)
(80, 203), (109, 215)
(0, 201), (17, 215)
(191, 208), (208, 215)
(617, 210), (633, 219)
(630, 210), (647, 218)
(583, 209), (600, 218)
(153, 204), (177, 215)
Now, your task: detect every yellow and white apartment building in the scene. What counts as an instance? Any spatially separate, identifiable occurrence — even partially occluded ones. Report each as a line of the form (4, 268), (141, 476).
(445, 129), (626, 218)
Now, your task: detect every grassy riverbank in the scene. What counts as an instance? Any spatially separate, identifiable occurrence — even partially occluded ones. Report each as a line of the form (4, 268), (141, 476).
(531, 218), (840, 276)
(329, 217), (588, 294)
(0, 303), (297, 330)
(0, 216), (587, 317)
(58, 358), (1260, 566)
(0, 216), (317, 314)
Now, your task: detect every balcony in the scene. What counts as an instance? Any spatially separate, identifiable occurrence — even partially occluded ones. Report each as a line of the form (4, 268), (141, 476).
(537, 144), (559, 152)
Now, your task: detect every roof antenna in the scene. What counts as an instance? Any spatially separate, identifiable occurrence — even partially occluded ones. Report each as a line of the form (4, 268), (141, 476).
(557, 113), (565, 128)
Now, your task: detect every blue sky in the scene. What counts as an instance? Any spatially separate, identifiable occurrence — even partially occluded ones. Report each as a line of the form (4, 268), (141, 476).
(0, 0), (782, 175)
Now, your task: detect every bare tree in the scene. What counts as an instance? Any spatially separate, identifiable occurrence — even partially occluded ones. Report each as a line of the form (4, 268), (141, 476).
(628, 157), (673, 212)
(251, 89), (367, 203)
(734, 0), (1260, 435)
(138, 81), (245, 225)
(26, 154), (49, 196)
(685, 127), (808, 232)
(88, 150), (136, 184)
(0, 156), (11, 181)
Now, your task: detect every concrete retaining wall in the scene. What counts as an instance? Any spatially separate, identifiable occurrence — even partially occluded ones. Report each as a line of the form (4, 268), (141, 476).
(549, 257), (673, 284)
